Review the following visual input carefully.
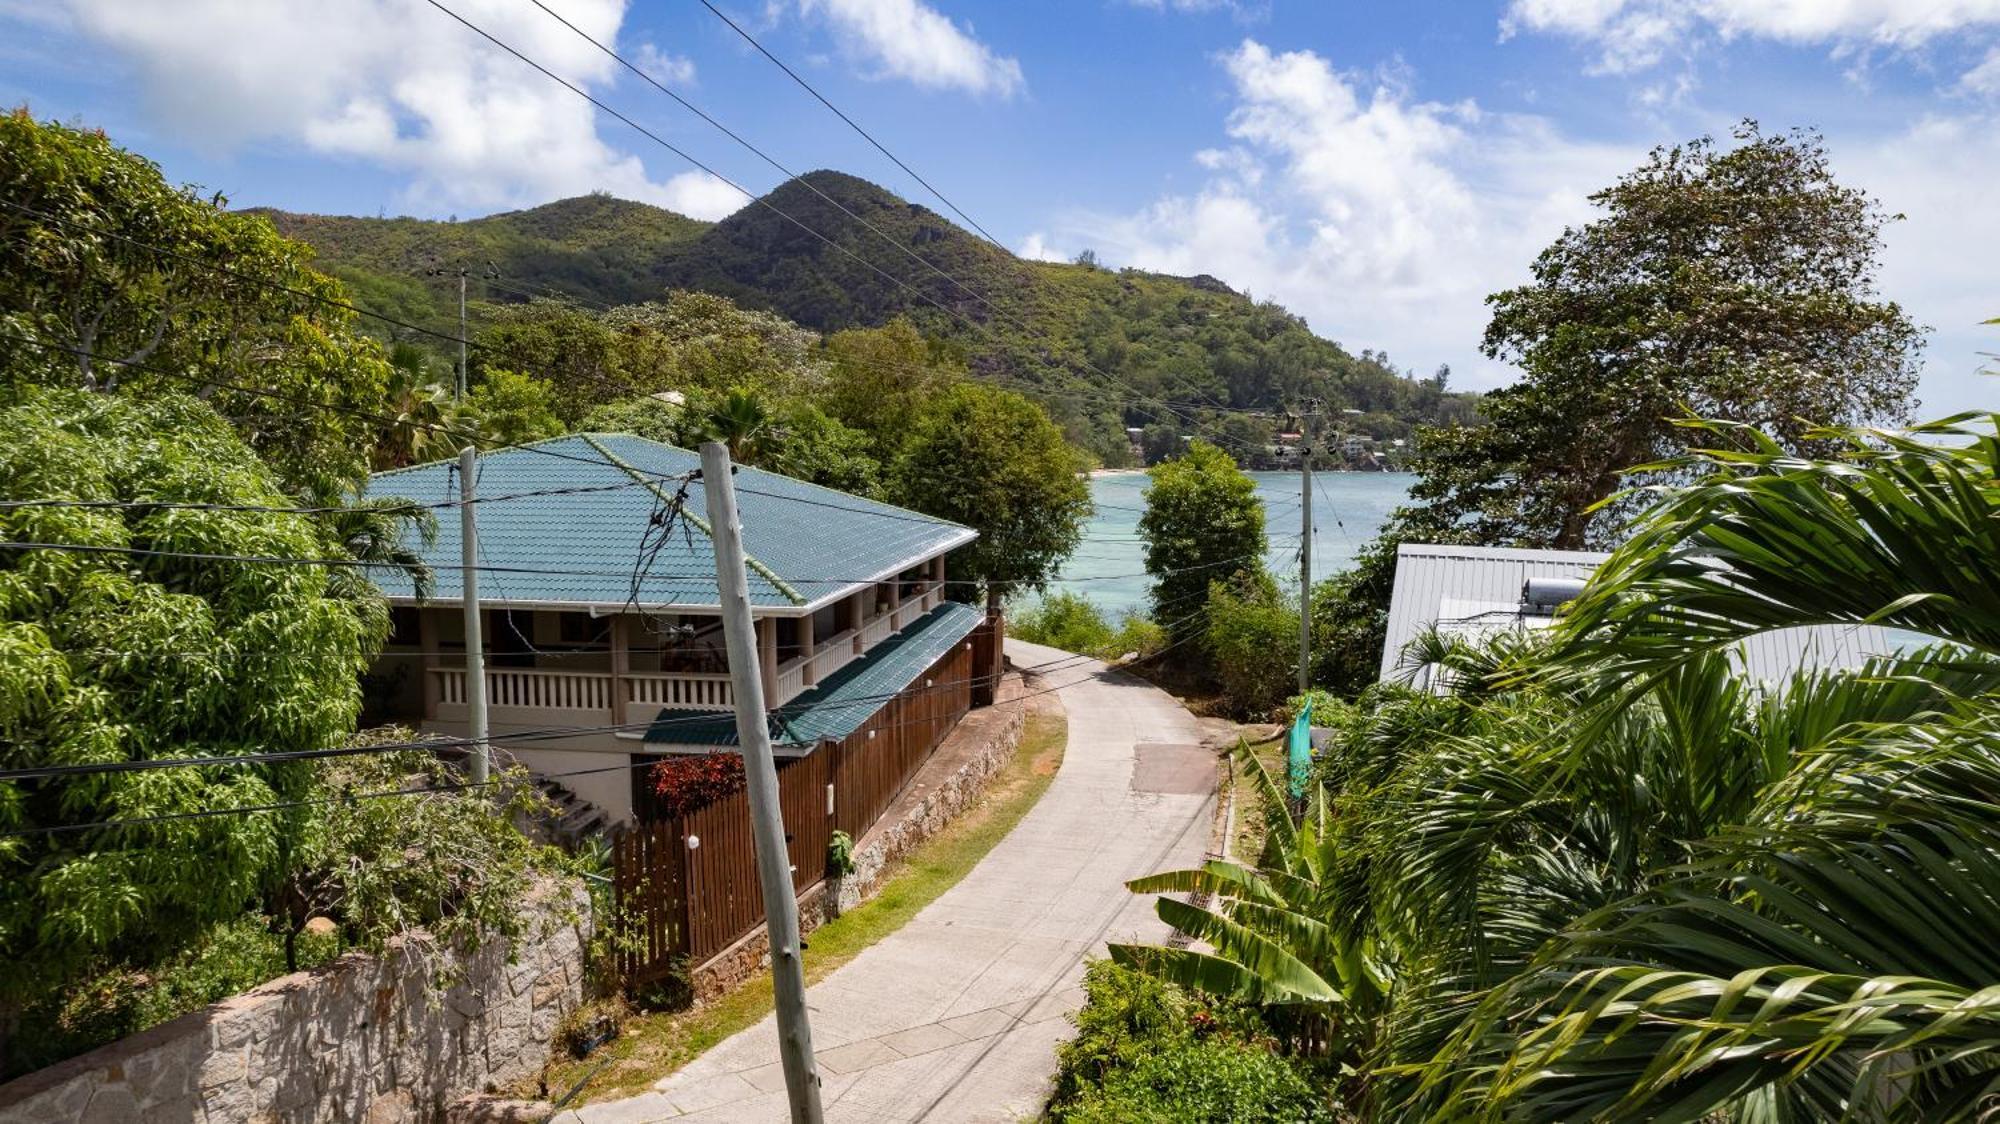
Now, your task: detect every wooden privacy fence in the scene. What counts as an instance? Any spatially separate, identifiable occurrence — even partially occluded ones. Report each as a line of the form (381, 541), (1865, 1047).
(613, 638), (976, 982)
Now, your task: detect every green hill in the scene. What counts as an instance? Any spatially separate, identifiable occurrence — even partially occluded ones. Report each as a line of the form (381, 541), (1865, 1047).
(259, 172), (1476, 459)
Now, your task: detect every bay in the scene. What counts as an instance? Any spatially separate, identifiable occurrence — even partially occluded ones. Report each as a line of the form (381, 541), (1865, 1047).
(1040, 470), (1414, 617)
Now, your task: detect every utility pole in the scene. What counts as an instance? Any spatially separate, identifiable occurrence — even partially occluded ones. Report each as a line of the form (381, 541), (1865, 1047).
(426, 263), (499, 401)
(459, 446), (490, 785)
(1297, 400), (1318, 696)
(700, 442), (824, 1124)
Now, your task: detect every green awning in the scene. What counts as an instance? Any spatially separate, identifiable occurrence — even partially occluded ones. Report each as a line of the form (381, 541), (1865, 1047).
(643, 601), (983, 751)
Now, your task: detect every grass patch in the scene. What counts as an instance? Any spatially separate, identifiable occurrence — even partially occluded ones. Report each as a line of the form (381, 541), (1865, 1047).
(533, 709), (1069, 1105)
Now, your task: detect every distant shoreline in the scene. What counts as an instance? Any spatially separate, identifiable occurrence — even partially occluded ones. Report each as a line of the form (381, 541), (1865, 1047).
(1088, 468), (1147, 478)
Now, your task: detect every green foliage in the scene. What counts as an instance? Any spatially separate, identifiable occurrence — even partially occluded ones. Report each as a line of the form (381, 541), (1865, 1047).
(890, 384), (1091, 595)
(1009, 591), (1116, 655)
(5, 913), (342, 1078)
(1203, 572), (1299, 718)
(464, 368), (563, 448)
(579, 394), (682, 445)
(263, 168), (1480, 469)
(0, 111), (395, 491)
(582, 387), (880, 495)
(0, 390), (389, 1001)
(1398, 121), (1920, 553)
(1009, 593), (1169, 662)
(1138, 421), (1182, 466)
(826, 830), (856, 878)
(1115, 411), (2000, 1121)
(1140, 440), (1265, 643)
(1050, 960), (1334, 1124)
(819, 317), (965, 461)
(277, 739), (568, 972)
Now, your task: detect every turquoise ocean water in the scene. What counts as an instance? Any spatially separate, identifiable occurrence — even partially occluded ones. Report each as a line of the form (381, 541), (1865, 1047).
(1040, 471), (1413, 617)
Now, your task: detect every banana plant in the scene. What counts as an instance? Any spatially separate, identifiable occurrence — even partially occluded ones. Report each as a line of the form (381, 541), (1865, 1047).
(1110, 740), (1394, 1080)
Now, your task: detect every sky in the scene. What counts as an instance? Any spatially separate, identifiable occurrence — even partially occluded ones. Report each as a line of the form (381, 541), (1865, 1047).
(4, 0), (1998, 412)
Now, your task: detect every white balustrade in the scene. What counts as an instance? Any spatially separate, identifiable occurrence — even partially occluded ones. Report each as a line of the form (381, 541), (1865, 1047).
(625, 672), (734, 711)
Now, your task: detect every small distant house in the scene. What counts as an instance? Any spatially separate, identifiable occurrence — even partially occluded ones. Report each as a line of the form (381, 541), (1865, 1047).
(1341, 434), (1374, 456)
(1379, 543), (1896, 691)
(361, 434), (994, 824)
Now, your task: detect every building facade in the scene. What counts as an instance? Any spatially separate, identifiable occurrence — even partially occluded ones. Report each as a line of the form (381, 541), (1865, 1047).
(362, 434), (990, 823)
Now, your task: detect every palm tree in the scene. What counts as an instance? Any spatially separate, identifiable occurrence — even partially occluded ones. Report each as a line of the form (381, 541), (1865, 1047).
(701, 387), (772, 464)
(1118, 413), (2000, 1120)
(1404, 413), (2000, 1120)
(373, 344), (460, 469)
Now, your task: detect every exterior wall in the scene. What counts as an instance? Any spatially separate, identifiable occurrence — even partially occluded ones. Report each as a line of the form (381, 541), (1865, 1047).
(0, 881), (590, 1124)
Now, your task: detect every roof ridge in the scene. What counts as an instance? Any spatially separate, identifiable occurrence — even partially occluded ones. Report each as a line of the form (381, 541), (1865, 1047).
(578, 434), (807, 607)
(369, 433), (591, 479)
(582, 433), (964, 532)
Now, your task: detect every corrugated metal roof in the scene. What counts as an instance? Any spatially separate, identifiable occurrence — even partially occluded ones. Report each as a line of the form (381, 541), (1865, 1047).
(1379, 543), (1900, 689)
(364, 434), (975, 614)
(643, 601), (982, 750)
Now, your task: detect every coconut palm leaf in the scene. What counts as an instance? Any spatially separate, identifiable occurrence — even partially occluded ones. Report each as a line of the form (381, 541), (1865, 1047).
(1548, 413), (2000, 690)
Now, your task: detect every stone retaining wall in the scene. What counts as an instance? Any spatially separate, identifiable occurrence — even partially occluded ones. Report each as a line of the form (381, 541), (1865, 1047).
(0, 881), (591, 1124)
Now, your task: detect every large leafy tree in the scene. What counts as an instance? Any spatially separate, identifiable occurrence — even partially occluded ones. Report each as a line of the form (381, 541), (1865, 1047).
(818, 317), (964, 460)
(1409, 121), (1921, 551)
(0, 111), (394, 491)
(0, 390), (395, 1065)
(890, 383), (1091, 601)
(1140, 440), (1266, 642)
(1307, 122), (1924, 696)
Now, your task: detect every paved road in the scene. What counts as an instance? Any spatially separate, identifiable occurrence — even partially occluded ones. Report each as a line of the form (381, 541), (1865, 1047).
(564, 639), (1214, 1123)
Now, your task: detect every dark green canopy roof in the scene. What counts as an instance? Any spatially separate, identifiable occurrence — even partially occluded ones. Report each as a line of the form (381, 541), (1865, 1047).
(644, 602), (982, 751)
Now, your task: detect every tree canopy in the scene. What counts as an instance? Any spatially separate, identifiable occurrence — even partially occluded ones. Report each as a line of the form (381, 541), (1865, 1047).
(1140, 440), (1267, 643)
(0, 390), (390, 1003)
(1404, 121), (1921, 552)
(890, 383), (1091, 597)
(0, 111), (395, 493)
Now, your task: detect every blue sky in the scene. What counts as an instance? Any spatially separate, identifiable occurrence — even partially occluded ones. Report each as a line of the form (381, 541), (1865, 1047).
(5, 0), (1998, 412)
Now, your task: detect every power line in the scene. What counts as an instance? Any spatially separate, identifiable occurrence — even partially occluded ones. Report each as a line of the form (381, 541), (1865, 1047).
(0, 537), (1278, 590)
(0, 474), (690, 518)
(0, 650), (1086, 785)
(692, 0), (1004, 248)
(422, 0), (1258, 452)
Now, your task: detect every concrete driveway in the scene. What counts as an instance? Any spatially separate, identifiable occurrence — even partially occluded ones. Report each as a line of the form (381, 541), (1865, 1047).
(564, 639), (1214, 1123)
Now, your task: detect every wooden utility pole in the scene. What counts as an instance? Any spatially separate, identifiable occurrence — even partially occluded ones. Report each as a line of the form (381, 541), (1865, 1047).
(426, 263), (498, 401)
(699, 442), (824, 1124)
(459, 446), (490, 785)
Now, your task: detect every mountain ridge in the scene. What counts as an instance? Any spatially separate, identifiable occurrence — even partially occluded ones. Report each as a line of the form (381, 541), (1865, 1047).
(260, 171), (1476, 458)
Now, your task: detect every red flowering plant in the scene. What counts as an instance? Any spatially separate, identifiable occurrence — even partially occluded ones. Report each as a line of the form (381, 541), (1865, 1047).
(650, 754), (746, 818)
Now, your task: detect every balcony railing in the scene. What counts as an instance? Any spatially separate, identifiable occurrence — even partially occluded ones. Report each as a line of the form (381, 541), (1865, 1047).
(424, 594), (946, 729)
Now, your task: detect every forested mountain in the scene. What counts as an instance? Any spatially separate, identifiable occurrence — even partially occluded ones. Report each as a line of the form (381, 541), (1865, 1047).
(260, 171), (1476, 462)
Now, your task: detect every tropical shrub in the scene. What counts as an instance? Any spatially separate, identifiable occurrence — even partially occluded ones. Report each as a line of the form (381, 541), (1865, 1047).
(1010, 591), (1116, 655)
(650, 753), (746, 817)
(1049, 960), (1333, 1124)
(1112, 412), (2000, 1121)
(1203, 572), (1298, 718)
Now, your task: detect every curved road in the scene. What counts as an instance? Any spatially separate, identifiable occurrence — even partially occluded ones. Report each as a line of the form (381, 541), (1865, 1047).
(565, 639), (1214, 1123)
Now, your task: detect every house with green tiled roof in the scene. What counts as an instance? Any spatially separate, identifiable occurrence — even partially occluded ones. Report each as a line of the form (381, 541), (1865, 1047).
(359, 434), (996, 824)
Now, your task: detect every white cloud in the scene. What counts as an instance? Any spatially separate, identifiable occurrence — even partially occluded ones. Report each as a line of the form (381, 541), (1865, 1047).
(1505, 0), (2000, 76)
(631, 41), (697, 86)
(1040, 41), (1633, 390)
(1016, 232), (1067, 262)
(47, 0), (706, 215)
(658, 169), (746, 220)
(799, 0), (1023, 97)
(1034, 39), (2000, 414)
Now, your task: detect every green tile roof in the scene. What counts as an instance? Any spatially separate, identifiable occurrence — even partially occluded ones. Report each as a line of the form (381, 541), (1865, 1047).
(364, 434), (974, 611)
(644, 601), (983, 750)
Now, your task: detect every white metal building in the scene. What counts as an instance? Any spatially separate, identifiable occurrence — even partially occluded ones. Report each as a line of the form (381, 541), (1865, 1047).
(1379, 543), (1898, 690)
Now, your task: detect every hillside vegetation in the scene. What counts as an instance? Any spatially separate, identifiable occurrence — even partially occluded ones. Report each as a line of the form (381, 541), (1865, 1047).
(260, 171), (1476, 463)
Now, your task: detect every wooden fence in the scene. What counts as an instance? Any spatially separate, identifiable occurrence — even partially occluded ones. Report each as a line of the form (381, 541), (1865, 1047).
(613, 637), (976, 981)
